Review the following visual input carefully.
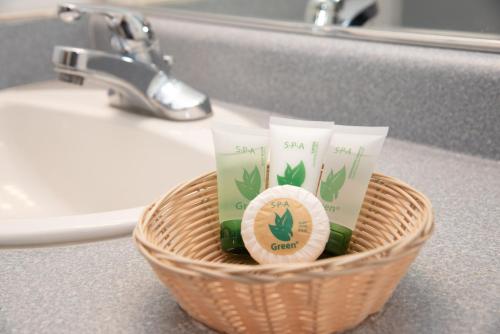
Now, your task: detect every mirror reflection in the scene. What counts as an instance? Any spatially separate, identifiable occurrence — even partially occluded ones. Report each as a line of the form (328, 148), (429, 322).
(142, 0), (500, 37)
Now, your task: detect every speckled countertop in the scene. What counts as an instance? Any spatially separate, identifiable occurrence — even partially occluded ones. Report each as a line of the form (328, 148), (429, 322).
(1, 135), (499, 334)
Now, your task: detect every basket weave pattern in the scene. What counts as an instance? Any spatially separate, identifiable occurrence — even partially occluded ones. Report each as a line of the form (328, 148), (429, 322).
(134, 172), (433, 333)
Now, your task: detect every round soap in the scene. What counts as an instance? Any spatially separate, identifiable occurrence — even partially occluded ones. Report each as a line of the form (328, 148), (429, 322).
(241, 185), (329, 264)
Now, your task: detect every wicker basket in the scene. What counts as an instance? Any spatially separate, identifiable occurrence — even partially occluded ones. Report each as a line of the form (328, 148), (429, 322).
(134, 172), (434, 334)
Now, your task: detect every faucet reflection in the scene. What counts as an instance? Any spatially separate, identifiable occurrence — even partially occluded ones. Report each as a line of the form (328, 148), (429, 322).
(305, 0), (378, 27)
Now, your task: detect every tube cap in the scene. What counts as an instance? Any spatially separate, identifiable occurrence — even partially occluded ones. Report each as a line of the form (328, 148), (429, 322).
(325, 223), (352, 256)
(220, 219), (247, 253)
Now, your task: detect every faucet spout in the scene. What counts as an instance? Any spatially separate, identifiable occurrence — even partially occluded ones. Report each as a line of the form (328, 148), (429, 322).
(53, 47), (211, 120)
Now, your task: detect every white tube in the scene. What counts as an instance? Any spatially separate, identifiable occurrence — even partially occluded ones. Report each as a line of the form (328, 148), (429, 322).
(268, 116), (334, 193)
(212, 123), (269, 253)
(318, 125), (388, 255)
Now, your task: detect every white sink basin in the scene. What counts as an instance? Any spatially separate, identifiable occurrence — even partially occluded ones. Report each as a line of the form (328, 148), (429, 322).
(0, 82), (268, 246)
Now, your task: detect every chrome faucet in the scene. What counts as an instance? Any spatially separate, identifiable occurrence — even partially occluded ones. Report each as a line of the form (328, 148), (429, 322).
(305, 0), (377, 27)
(53, 3), (212, 120)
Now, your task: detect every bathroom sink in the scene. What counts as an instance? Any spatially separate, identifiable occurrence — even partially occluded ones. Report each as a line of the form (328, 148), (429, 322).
(0, 82), (268, 246)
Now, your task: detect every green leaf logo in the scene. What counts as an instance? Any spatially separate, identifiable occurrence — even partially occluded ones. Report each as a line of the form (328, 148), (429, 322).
(277, 161), (306, 186)
(235, 166), (261, 200)
(319, 166), (346, 202)
(268, 208), (294, 241)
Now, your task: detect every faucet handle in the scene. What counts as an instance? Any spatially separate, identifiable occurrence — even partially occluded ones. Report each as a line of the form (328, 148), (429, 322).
(58, 3), (155, 47)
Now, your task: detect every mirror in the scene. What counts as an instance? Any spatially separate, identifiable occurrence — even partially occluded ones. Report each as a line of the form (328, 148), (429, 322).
(1, 1), (498, 52)
(140, 0), (500, 35)
(130, 0), (500, 51)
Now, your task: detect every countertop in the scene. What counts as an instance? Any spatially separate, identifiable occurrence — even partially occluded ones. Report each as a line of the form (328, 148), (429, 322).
(1, 118), (499, 333)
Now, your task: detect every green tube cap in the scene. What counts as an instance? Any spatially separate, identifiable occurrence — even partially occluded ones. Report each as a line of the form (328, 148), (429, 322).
(220, 219), (247, 253)
(325, 223), (353, 256)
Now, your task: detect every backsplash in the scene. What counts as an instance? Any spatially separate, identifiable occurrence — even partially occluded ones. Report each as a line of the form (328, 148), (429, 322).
(91, 16), (500, 160)
(1, 15), (498, 159)
(0, 17), (89, 89)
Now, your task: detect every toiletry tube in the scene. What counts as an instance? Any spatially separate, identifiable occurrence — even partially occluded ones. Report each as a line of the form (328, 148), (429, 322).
(318, 125), (388, 255)
(268, 116), (334, 193)
(212, 123), (269, 253)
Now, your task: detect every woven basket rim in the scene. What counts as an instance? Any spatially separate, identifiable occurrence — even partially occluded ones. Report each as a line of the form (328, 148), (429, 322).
(134, 171), (434, 277)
